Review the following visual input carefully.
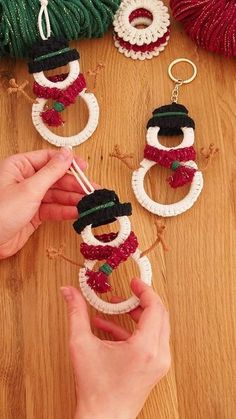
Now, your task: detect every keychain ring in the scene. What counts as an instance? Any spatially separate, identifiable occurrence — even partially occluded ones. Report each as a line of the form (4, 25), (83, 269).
(168, 58), (197, 84)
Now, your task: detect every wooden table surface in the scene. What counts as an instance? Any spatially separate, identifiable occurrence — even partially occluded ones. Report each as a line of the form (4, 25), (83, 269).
(0, 9), (236, 419)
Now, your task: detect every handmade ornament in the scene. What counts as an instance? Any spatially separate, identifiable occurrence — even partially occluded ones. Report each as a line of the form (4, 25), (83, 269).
(29, 36), (99, 147)
(113, 0), (170, 60)
(8, 0), (99, 148)
(132, 59), (203, 216)
(74, 187), (152, 314)
(48, 162), (164, 314)
(111, 59), (218, 217)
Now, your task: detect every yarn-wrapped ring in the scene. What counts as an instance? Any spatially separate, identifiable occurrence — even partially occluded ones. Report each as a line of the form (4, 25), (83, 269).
(79, 250), (152, 314)
(32, 92), (99, 147)
(33, 60), (80, 89)
(81, 216), (131, 247)
(132, 159), (203, 217)
(113, 0), (170, 60)
(146, 126), (195, 150)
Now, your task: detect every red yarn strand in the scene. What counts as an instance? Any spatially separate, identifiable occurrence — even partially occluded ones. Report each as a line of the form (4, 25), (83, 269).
(170, 0), (236, 56)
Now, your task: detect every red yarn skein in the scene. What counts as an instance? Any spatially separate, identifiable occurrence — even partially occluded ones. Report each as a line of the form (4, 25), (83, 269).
(170, 0), (236, 57)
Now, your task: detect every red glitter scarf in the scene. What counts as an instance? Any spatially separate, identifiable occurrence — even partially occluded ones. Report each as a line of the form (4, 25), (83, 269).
(80, 231), (138, 293)
(144, 144), (197, 188)
(33, 73), (86, 127)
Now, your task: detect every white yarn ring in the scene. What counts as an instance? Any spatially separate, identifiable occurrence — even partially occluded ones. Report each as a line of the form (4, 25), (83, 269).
(33, 60), (80, 89)
(114, 36), (169, 60)
(81, 216), (131, 247)
(146, 126), (195, 150)
(32, 90), (99, 147)
(132, 159), (203, 217)
(79, 249), (152, 314)
(113, 0), (170, 46)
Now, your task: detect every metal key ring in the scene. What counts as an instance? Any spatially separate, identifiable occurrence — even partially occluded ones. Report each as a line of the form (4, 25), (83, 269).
(168, 58), (197, 84)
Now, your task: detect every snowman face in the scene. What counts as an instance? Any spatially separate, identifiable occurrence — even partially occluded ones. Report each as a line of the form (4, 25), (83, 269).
(81, 216), (131, 247)
(33, 60), (80, 89)
(146, 126), (195, 150)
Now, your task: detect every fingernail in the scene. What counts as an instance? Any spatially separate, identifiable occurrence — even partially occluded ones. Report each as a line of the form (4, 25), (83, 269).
(56, 147), (72, 161)
(60, 286), (73, 302)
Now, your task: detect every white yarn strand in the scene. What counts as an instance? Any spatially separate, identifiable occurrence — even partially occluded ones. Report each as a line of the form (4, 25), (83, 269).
(71, 158), (94, 194)
(38, 0), (51, 40)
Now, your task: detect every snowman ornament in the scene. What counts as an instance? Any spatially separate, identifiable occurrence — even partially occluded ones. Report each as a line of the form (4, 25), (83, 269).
(73, 188), (152, 314)
(132, 102), (204, 217)
(28, 36), (99, 147)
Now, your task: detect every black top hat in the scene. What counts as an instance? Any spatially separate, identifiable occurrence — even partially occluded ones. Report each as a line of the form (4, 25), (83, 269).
(28, 37), (80, 73)
(73, 189), (132, 234)
(147, 103), (195, 136)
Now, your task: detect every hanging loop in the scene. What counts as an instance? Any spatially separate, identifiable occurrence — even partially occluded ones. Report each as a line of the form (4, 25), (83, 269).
(69, 159), (95, 195)
(66, 147), (94, 195)
(38, 0), (51, 40)
(168, 58), (197, 84)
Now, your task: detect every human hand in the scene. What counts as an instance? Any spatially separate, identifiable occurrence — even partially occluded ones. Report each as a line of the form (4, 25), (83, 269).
(61, 278), (170, 419)
(0, 148), (86, 259)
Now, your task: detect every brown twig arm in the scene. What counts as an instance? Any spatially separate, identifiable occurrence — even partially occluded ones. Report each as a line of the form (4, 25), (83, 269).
(199, 143), (219, 171)
(47, 245), (83, 268)
(109, 144), (135, 170)
(140, 219), (170, 257)
(7, 78), (37, 104)
(86, 62), (105, 89)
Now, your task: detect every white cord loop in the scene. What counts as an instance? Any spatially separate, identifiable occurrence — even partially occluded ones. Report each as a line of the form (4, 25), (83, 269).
(38, 0), (51, 40)
(69, 154), (94, 195)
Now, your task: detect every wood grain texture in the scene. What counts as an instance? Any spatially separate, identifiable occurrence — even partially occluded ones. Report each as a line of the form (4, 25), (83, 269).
(0, 7), (236, 419)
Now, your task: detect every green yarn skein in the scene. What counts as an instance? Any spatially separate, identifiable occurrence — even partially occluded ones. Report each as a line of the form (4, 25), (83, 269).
(0, 0), (121, 58)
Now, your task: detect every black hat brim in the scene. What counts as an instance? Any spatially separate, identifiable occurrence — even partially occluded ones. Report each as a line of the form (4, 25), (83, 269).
(73, 203), (132, 234)
(147, 115), (195, 136)
(28, 49), (79, 73)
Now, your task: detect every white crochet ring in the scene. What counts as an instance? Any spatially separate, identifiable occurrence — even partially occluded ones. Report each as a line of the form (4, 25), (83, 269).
(132, 159), (203, 217)
(81, 216), (131, 247)
(79, 250), (152, 314)
(80, 216), (152, 314)
(32, 91), (99, 147)
(31, 60), (99, 147)
(33, 59), (80, 89)
(114, 36), (169, 60)
(147, 126), (195, 149)
(113, 0), (170, 59)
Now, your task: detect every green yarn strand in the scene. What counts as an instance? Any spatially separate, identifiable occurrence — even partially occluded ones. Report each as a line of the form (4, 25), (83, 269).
(0, 0), (121, 58)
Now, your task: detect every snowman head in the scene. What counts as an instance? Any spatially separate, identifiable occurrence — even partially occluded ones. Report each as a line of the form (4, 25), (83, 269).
(28, 36), (80, 88)
(73, 189), (132, 246)
(146, 103), (195, 149)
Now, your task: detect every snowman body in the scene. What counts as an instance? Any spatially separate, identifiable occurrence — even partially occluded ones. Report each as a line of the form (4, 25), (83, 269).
(28, 37), (99, 147)
(132, 104), (203, 216)
(73, 190), (152, 314)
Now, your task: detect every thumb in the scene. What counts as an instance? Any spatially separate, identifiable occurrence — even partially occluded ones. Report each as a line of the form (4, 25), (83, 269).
(24, 147), (73, 199)
(61, 286), (91, 340)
